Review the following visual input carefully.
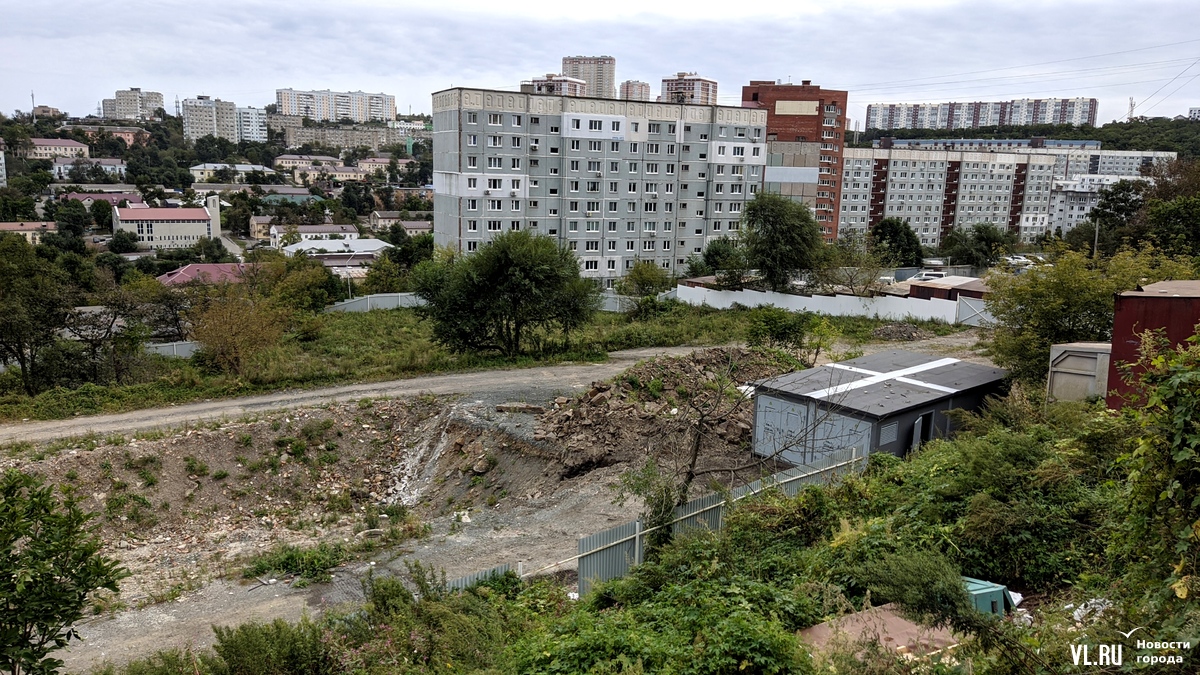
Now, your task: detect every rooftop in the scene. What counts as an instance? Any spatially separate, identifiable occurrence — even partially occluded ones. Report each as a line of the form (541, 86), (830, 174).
(1120, 280), (1200, 298)
(0, 221), (52, 232)
(116, 207), (210, 220)
(53, 157), (125, 166)
(156, 263), (255, 286)
(62, 192), (143, 205)
(190, 163), (274, 172)
(283, 238), (391, 255)
(30, 138), (89, 147)
(755, 350), (1007, 418)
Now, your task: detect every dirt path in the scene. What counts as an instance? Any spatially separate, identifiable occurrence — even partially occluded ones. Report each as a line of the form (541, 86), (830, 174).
(0, 346), (703, 446)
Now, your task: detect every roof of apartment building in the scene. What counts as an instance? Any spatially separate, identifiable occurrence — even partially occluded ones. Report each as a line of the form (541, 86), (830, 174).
(30, 138), (89, 148)
(275, 154), (341, 163)
(156, 263), (255, 286)
(116, 207), (210, 220)
(282, 224), (358, 234)
(283, 238), (390, 255)
(60, 125), (147, 134)
(0, 221), (52, 233)
(53, 157), (126, 166)
(62, 192), (143, 205)
(190, 163), (273, 172)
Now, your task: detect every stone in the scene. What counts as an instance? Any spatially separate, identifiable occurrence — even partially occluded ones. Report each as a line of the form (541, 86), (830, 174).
(356, 529), (385, 539)
(472, 457), (492, 474)
(496, 402), (547, 414)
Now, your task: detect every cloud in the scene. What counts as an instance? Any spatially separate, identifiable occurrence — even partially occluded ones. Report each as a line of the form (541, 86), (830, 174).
(1, 0), (1196, 124)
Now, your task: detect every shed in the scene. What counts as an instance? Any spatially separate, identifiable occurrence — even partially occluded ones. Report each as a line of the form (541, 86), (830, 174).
(908, 276), (989, 301)
(963, 576), (1018, 616)
(752, 350), (1006, 464)
(1047, 342), (1111, 402)
(1108, 281), (1200, 408)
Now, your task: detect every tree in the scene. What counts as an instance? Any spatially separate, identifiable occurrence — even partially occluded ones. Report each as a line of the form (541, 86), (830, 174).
(740, 192), (823, 292)
(54, 199), (91, 239)
(0, 235), (77, 396)
(89, 200), (113, 233)
(615, 260), (672, 297)
(1, 469), (127, 675)
(108, 229), (138, 254)
(362, 255), (406, 294)
(411, 230), (600, 356)
(939, 222), (1016, 269)
(812, 234), (887, 296)
(869, 217), (923, 268)
(985, 249), (1196, 382)
(189, 285), (286, 376)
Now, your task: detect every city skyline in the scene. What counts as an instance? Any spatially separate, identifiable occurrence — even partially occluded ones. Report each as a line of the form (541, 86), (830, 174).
(2, 0), (1198, 127)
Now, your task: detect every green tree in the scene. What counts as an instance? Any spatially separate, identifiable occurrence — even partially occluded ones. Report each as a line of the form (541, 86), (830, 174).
(869, 217), (923, 267)
(411, 230), (600, 356)
(615, 260), (672, 297)
(740, 192), (823, 292)
(985, 249), (1196, 382)
(1145, 196), (1200, 256)
(362, 254), (406, 294)
(0, 469), (127, 675)
(54, 199), (91, 239)
(0, 235), (77, 396)
(939, 222), (1016, 268)
(88, 200), (113, 233)
(108, 229), (139, 254)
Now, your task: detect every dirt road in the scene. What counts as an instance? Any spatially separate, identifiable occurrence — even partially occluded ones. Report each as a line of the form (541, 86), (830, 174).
(0, 346), (701, 446)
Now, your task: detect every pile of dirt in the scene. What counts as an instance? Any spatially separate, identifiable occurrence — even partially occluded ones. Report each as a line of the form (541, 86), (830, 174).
(532, 347), (795, 480)
(871, 323), (934, 342)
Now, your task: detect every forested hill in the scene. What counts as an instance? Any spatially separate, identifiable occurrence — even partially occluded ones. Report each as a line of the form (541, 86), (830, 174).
(853, 117), (1200, 158)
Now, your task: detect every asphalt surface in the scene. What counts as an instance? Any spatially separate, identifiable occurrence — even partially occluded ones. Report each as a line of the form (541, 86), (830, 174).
(0, 345), (701, 445)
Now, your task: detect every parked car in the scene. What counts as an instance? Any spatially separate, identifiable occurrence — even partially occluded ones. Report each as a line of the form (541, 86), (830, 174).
(911, 271), (947, 282)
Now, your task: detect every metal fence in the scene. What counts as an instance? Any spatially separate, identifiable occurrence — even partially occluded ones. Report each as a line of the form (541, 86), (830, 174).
(325, 293), (426, 313)
(575, 445), (864, 595)
(446, 563), (512, 592)
(143, 340), (200, 358)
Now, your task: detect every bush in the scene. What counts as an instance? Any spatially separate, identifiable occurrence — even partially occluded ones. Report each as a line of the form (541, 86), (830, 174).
(243, 543), (346, 584)
(212, 617), (332, 675)
(746, 307), (838, 366)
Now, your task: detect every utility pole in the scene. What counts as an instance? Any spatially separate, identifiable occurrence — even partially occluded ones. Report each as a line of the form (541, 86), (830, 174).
(1127, 97), (1136, 122)
(30, 90), (35, 119)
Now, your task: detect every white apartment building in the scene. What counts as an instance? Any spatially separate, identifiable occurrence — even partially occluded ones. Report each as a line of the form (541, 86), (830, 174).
(182, 96), (238, 142)
(659, 73), (718, 105)
(433, 87), (767, 286)
(189, 163), (275, 183)
(269, 223), (359, 249)
(865, 98), (1099, 130)
(561, 56), (617, 99)
(875, 138), (1175, 179)
(275, 89), (396, 123)
(236, 107), (268, 143)
(1190, 107), (1200, 121)
(52, 157), (126, 180)
(114, 196), (222, 250)
(1048, 174), (1143, 235)
(101, 88), (164, 120)
(523, 75), (587, 97)
(838, 149), (1060, 247)
(620, 80), (651, 102)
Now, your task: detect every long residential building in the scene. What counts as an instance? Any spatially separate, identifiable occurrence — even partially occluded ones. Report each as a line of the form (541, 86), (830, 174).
(875, 137), (1175, 179)
(283, 125), (412, 151)
(275, 89), (396, 123)
(22, 138), (89, 160)
(101, 88), (164, 121)
(433, 87), (766, 286)
(865, 98), (1099, 130)
(837, 148), (1061, 247)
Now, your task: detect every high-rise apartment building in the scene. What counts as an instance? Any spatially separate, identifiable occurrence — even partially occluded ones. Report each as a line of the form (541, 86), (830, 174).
(1190, 107), (1200, 121)
(182, 96), (238, 142)
(1048, 174), (1143, 235)
(101, 88), (164, 120)
(620, 80), (652, 102)
(432, 87), (767, 286)
(236, 107), (268, 143)
(865, 97), (1099, 130)
(659, 73), (718, 105)
(561, 56), (617, 99)
(275, 89), (397, 123)
(742, 80), (848, 240)
(521, 75), (587, 97)
(875, 138), (1175, 179)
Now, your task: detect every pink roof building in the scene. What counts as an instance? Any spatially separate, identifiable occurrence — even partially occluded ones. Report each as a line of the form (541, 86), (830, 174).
(156, 263), (256, 286)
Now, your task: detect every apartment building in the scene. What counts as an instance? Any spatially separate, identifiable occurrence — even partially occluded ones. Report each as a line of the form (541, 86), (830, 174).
(236, 107), (268, 143)
(101, 88), (164, 121)
(52, 157), (126, 180)
(273, 154), (343, 170)
(837, 149), (1061, 247)
(875, 138), (1174, 179)
(190, 163), (275, 183)
(1190, 107), (1200, 121)
(114, 196), (222, 250)
(282, 126), (409, 151)
(562, 56), (617, 99)
(22, 138), (89, 160)
(865, 97), (1099, 130)
(182, 96), (238, 142)
(660, 73), (718, 105)
(620, 80), (651, 102)
(1048, 174), (1142, 235)
(432, 88), (766, 286)
(275, 89), (396, 123)
(742, 80), (848, 240)
(522, 75), (587, 97)
(59, 125), (149, 146)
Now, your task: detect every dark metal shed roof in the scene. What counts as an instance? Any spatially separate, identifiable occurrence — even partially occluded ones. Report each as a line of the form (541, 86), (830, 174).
(754, 350), (1007, 419)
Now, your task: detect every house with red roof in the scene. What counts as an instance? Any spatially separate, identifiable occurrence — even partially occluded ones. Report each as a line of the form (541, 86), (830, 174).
(21, 138), (90, 160)
(156, 263), (255, 286)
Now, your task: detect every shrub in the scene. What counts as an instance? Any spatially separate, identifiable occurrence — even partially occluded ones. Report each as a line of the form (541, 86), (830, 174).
(243, 543), (346, 584)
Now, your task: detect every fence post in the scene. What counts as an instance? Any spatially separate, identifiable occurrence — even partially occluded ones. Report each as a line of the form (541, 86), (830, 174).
(517, 561), (523, 577)
(634, 519), (643, 566)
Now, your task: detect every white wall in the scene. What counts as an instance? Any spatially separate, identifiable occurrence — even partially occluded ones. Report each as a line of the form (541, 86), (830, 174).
(675, 284), (960, 323)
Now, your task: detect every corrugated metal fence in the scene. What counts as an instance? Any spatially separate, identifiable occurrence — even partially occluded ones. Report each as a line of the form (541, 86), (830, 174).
(325, 293), (426, 313)
(143, 341), (201, 358)
(576, 446), (864, 595)
(446, 563), (512, 592)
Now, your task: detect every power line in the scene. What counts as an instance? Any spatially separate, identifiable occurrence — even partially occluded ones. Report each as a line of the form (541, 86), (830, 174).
(1132, 56), (1200, 114)
(1140, 71), (1200, 115)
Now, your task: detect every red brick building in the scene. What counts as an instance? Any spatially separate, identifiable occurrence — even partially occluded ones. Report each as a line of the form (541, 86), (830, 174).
(742, 81), (848, 239)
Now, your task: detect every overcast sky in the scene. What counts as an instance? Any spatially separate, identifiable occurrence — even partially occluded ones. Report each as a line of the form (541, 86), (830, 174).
(2, 0), (1198, 127)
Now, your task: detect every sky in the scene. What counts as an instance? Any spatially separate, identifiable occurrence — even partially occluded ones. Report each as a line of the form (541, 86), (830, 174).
(2, 0), (1198, 127)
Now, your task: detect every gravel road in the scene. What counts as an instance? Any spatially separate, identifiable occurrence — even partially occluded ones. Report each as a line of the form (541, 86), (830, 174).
(0, 346), (702, 446)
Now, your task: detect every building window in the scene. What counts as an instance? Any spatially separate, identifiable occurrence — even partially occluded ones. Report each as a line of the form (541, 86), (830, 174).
(584, 260), (598, 270)
(467, 220), (478, 231)
(467, 199), (478, 210)
(487, 220), (501, 230)
(467, 241), (478, 251)
(467, 134), (478, 146)
(589, 120), (602, 131)
(488, 113), (501, 125)
(487, 157), (502, 168)
(467, 156), (478, 168)
(467, 112), (478, 124)
(512, 115), (521, 126)
(611, 121), (621, 131)
(467, 177), (477, 188)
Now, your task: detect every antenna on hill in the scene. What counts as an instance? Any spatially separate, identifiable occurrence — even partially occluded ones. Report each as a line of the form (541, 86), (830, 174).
(175, 95), (181, 118)
(30, 91), (35, 119)
(1127, 96), (1136, 122)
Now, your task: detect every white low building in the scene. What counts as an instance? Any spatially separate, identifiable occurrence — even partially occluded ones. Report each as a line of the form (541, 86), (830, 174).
(52, 157), (126, 181)
(269, 223), (359, 249)
(189, 163), (275, 183)
(113, 196), (221, 250)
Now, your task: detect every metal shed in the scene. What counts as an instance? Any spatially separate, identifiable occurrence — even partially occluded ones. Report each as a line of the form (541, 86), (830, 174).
(963, 576), (1018, 616)
(1108, 280), (1200, 409)
(752, 350), (1007, 464)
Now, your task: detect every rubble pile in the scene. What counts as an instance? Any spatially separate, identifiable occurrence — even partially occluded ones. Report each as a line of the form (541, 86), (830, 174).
(533, 348), (793, 478)
(871, 323), (934, 342)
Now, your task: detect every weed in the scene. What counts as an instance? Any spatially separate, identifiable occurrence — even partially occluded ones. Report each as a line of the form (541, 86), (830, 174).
(237, 433), (254, 448)
(243, 542), (346, 583)
(647, 378), (665, 397)
(64, 469), (78, 482)
(318, 451), (339, 465)
(487, 493), (499, 507)
(270, 419), (282, 432)
(358, 397), (374, 409)
(300, 418), (334, 442)
(138, 469), (158, 487)
(213, 469), (229, 480)
(105, 434), (126, 446)
(184, 456), (210, 476)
